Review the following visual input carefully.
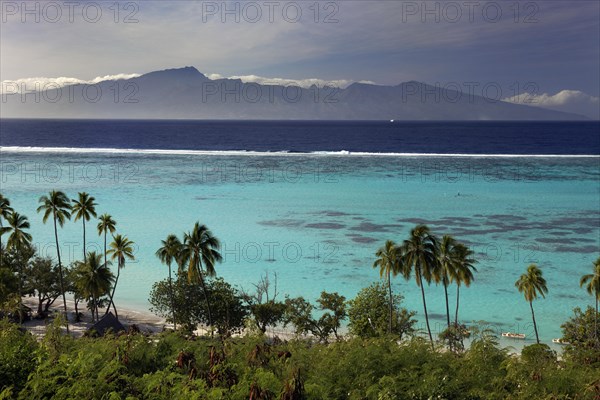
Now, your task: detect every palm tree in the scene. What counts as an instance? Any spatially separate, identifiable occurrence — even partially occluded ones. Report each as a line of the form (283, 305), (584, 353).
(71, 192), (97, 261)
(97, 214), (116, 287)
(401, 224), (439, 348)
(2, 212), (32, 324)
(37, 190), (71, 331)
(515, 264), (548, 344)
(0, 194), (14, 263)
(373, 240), (409, 334)
(437, 235), (458, 327)
(175, 242), (189, 276)
(580, 257), (600, 340)
(105, 234), (135, 319)
(453, 243), (476, 326)
(183, 222), (222, 331)
(156, 234), (183, 330)
(75, 251), (114, 321)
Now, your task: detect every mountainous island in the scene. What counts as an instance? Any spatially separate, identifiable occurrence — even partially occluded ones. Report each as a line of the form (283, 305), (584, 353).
(1, 67), (587, 120)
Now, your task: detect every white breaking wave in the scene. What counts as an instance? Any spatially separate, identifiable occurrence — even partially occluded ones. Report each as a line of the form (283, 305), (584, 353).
(1, 146), (598, 158)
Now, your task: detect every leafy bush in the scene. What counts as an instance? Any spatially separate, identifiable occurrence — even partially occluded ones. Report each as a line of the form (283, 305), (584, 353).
(561, 306), (600, 366)
(0, 319), (38, 394)
(347, 282), (416, 339)
(283, 292), (346, 342)
(149, 276), (248, 335)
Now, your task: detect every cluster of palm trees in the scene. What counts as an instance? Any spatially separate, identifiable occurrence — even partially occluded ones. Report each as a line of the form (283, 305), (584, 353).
(0, 194), (32, 324)
(375, 225), (600, 346)
(374, 225), (476, 348)
(0, 191), (135, 329)
(156, 223), (222, 332)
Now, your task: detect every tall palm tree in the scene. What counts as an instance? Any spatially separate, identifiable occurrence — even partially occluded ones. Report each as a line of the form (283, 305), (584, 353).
(373, 240), (408, 334)
(401, 224), (439, 348)
(97, 214), (116, 288)
(106, 234), (135, 319)
(75, 251), (114, 322)
(37, 190), (71, 331)
(515, 264), (548, 344)
(580, 257), (600, 340)
(437, 235), (458, 327)
(3, 212), (32, 324)
(71, 192), (97, 261)
(156, 234), (183, 330)
(453, 243), (476, 326)
(0, 194), (14, 263)
(183, 222), (222, 330)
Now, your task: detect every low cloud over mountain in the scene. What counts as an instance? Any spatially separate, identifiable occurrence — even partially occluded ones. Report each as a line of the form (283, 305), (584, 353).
(503, 90), (599, 120)
(1, 74), (141, 94)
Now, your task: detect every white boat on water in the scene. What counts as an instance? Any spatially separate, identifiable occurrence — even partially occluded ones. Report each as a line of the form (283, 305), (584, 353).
(552, 338), (569, 345)
(502, 332), (526, 339)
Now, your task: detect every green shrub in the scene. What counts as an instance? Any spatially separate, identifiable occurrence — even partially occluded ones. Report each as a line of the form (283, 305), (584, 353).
(0, 319), (38, 394)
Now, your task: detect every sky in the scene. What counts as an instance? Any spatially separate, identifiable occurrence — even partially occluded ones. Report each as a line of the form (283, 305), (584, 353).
(1, 0), (599, 116)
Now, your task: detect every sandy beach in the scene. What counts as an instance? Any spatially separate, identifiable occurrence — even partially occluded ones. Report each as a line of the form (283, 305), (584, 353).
(21, 296), (167, 339)
(18, 296), (565, 354)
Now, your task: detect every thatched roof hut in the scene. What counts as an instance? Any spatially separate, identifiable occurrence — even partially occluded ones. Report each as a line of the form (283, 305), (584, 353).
(89, 312), (125, 336)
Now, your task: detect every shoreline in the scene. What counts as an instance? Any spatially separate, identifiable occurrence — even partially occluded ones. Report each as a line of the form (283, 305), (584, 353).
(21, 296), (167, 338)
(19, 296), (567, 354)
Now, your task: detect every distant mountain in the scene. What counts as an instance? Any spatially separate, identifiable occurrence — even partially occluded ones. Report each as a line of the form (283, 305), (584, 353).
(1, 67), (587, 120)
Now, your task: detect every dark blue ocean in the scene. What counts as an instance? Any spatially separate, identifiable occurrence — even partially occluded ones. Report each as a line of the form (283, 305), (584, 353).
(1, 119), (599, 155)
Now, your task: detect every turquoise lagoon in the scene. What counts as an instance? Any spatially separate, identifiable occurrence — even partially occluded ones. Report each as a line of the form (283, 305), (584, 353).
(1, 149), (599, 343)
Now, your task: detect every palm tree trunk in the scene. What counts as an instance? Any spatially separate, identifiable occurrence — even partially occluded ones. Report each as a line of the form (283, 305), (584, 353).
(198, 271), (213, 336)
(168, 262), (176, 330)
(82, 219), (86, 261)
(0, 220), (6, 265)
(454, 285), (460, 326)
(106, 262), (120, 319)
(54, 214), (69, 333)
(92, 294), (97, 322)
(595, 296), (598, 342)
(103, 230), (107, 285)
(37, 294), (44, 316)
(387, 269), (393, 334)
(530, 301), (540, 344)
(74, 297), (80, 322)
(0, 226), (3, 265)
(17, 261), (23, 324)
(418, 269), (434, 349)
(443, 279), (450, 327)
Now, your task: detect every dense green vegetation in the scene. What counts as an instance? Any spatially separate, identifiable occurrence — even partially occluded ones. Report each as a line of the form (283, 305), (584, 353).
(1, 316), (600, 399)
(1, 191), (600, 398)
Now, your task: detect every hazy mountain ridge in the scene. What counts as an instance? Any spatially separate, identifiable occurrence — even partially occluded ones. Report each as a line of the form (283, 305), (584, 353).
(1, 67), (587, 120)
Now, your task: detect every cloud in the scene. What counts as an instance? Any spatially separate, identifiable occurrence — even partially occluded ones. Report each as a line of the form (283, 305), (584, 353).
(207, 73), (376, 88)
(1, 1), (597, 91)
(2, 71), (375, 95)
(0, 74), (140, 94)
(503, 90), (600, 119)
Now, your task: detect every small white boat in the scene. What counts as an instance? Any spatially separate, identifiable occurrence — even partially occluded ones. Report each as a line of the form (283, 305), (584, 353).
(502, 332), (526, 339)
(552, 338), (569, 345)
